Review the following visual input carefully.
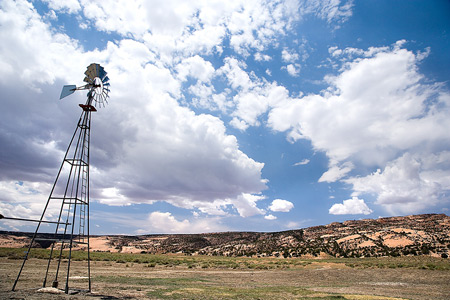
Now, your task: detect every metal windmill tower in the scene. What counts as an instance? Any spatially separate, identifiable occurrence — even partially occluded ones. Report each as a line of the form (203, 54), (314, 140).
(12, 63), (110, 294)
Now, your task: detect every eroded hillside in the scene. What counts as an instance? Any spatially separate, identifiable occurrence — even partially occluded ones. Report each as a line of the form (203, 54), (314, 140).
(1, 214), (449, 258)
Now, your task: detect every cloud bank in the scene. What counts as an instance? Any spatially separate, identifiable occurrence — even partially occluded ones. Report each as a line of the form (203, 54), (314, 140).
(268, 41), (450, 215)
(1, 0), (448, 233)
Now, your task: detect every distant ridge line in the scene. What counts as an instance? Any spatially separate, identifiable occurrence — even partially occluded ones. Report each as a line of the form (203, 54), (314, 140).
(1, 213), (449, 258)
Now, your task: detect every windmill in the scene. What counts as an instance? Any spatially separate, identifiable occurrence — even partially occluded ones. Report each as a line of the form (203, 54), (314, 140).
(12, 63), (110, 294)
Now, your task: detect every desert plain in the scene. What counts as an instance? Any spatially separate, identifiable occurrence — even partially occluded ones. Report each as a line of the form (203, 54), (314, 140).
(1, 251), (449, 300)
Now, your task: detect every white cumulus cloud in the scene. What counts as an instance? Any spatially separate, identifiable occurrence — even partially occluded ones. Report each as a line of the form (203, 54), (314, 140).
(264, 214), (277, 220)
(269, 199), (294, 212)
(140, 211), (226, 234)
(282, 48), (299, 63)
(42, 0), (81, 13)
(230, 194), (266, 217)
(285, 63), (301, 76)
(318, 161), (353, 182)
(346, 152), (447, 215)
(329, 197), (373, 215)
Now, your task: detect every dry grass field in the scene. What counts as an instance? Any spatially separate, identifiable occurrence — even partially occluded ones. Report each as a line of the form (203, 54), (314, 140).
(0, 250), (449, 299)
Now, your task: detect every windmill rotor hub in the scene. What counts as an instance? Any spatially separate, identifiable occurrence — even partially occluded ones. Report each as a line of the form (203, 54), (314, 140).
(93, 77), (103, 94)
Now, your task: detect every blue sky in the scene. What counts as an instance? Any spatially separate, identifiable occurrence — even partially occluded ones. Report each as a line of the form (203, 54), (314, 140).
(1, 0), (449, 234)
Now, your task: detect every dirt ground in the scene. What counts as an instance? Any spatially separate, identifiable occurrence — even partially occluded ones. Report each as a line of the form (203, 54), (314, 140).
(1, 257), (449, 300)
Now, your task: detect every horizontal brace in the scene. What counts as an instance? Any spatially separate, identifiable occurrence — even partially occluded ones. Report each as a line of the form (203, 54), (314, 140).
(34, 238), (88, 245)
(50, 197), (88, 205)
(0, 216), (70, 225)
(63, 200), (88, 205)
(64, 159), (88, 166)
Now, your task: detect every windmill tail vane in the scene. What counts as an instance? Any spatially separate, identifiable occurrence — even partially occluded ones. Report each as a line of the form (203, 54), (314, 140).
(9, 63), (110, 294)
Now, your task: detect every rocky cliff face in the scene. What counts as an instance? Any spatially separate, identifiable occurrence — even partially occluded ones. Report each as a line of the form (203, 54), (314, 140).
(1, 214), (449, 258)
